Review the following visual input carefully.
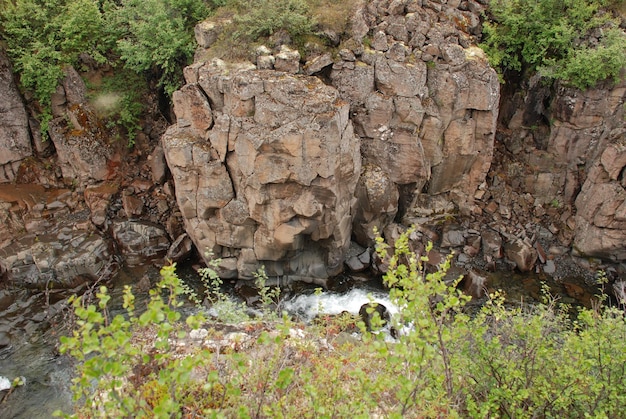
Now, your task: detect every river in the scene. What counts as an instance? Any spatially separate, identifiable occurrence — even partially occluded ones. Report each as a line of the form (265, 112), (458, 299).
(0, 259), (600, 417)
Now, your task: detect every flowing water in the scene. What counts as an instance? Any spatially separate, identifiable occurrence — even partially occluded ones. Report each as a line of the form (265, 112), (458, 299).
(0, 260), (600, 417)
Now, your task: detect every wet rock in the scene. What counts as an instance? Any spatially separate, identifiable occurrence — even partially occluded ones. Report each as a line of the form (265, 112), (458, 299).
(345, 244), (371, 273)
(84, 183), (119, 227)
(504, 238), (538, 272)
(167, 233), (194, 263)
(0, 229), (115, 289)
(359, 302), (392, 332)
(111, 221), (171, 266)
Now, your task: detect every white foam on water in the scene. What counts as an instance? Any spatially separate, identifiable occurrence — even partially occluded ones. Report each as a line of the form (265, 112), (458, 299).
(282, 288), (398, 322)
(0, 376), (12, 391)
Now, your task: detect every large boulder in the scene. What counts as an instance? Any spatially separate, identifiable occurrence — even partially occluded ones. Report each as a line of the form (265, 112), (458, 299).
(163, 64), (361, 283)
(0, 229), (115, 289)
(0, 50), (32, 183)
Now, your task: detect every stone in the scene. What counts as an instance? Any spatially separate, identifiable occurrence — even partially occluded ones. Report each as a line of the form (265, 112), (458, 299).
(111, 221), (171, 266)
(574, 143), (626, 260)
(0, 50), (32, 183)
(122, 193), (143, 217)
(0, 228), (116, 289)
(173, 83), (213, 134)
(353, 165), (400, 246)
(163, 68), (361, 282)
(441, 224), (465, 248)
(167, 233), (194, 262)
(48, 104), (116, 185)
(464, 268), (487, 298)
(149, 146), (168, 184)
(274, 46), (301, 74)
(504, 238), (538, 272)
(303, 53), (334, 75)
(612, 280), (626, 306)
(359, 302), (391, 331)
(195, 19), (231, 48)
(84, 183), (119, 227)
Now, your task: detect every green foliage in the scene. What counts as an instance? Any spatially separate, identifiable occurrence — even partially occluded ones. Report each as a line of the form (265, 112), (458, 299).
(57, 230), (626, 417)
(107, 0), (209, 97)
(230, 0), (316, 42)
(482, 0), (626, 89)
(0, 0), (209, 137)
(0, 0), (110, 133)
(198, 255), (250, 323)
(55, 264), (207, 418)
(90, 69), (146, 146)
(254, 265), (282, 319)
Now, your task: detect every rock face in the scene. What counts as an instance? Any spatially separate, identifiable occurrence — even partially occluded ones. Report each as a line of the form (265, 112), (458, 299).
(48, 67), (117, 185)
(166, 0), (500, 281)
(0, 184), (118, 288)
(163, 64), (361, 282)
(500, 73), (626, 261)
(332, 3), (500, 221)
(574, 140), (626, 260)
(0, 50), (32, 183)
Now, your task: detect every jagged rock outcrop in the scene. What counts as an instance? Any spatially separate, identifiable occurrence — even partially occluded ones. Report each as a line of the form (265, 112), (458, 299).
(163, 63), (361, 283)
(0, 184), (117, 288)
(48, 67), (117, 186)
(500, 73), (626, 262)
(574, 139), (626, 260)
(172, 0), (500, 280)
(330, 1), (500, 223)
(0, 50), (32, 183)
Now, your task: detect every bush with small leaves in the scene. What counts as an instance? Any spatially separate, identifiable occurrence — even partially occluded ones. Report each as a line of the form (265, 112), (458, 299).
(481, 0), (626, 89)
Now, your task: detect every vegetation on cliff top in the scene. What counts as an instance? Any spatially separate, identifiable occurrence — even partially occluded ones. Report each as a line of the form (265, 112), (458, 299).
(2, 0), (624, 140)
(482, 0), (626, 88)
(0, 0), (212, 136)
(55, 229), (626, 418)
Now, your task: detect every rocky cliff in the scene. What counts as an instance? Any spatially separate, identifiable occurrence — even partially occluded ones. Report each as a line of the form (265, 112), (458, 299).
(0, 50), (32, 183)
(0, 0), (625, 291)
(162, 0), (501, 283)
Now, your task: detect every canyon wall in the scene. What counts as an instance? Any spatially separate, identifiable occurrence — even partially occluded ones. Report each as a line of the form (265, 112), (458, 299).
(0, 0), (625, 288)
(162, 0), (500, 282)
(0, 50), (32, 183)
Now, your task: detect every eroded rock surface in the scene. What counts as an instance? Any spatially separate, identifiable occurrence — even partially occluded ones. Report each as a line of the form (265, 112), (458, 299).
(0, 50), (32, 183)
(48, 70), (117, 186)
(163, 65), (361, 283)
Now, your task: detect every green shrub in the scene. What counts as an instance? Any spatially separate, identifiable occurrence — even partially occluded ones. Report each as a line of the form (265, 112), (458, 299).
(107, 0), (209, 97)
(0, 0), (111, 133)
(230, 0), (315, 42)
(482, 0), (626, 89)
(0, 0), (209, 137)
(56, 231), (626, 417)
